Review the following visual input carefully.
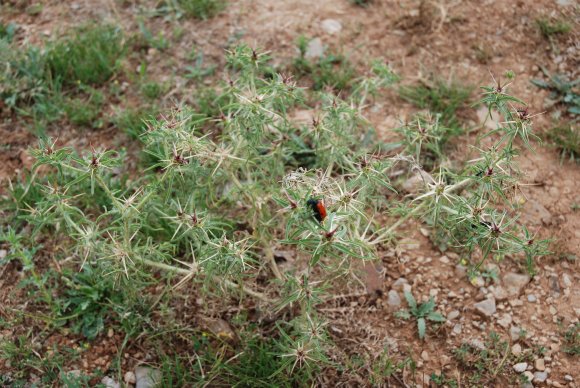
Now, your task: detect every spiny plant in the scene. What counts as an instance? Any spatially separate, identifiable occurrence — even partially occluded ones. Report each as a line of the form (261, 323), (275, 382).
(395, 291), (445, 340)
(3, 46), (549, 383)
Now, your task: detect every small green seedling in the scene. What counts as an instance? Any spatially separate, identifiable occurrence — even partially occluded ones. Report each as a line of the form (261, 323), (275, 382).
(396, 291), (445, 340)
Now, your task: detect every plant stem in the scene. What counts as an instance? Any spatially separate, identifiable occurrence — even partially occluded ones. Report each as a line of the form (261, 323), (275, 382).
(139, 257), (270, 303)
(370, 177), (471, 245)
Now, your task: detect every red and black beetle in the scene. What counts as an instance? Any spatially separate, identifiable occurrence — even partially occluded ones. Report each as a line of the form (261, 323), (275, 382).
(306, 198), (327, 223)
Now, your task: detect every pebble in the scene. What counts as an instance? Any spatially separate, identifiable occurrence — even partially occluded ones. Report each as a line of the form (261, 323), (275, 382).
(387, 290), (401, 307)
(135, 367), (161, 388)
(534, 371), (548, 383)
(503, 272), (530, 297)
(452, 324), (462, 335)
(510, 326), (522, 341)
(561, 273), (572, 288)
(124, 371), (136, 385)
(497, 313), (513, 328)
(305, 38), (324, 59)
(535, 358), (545, 371)
(512, 343), (522, 355)
(474, 298), (496, 317)
(421, 350), (429, 361)
(527, 294), (537, 303)
(0, 249), (6, 259)
(320, 19), (342, 34)
(523, 371), (534, 382)
(471, 276), (485, 287)
(439, 255), (450, 264)
(492, 286), (508, 301)
(564, 375), (574, 382)
(513, 362), (528, 373)
(392, 278), (408, 291)
(101, 377), (120, 388)
(447, 310), (460, 320)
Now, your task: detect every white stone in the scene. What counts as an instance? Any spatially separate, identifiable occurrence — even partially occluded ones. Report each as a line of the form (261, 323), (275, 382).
(513, 362), (528, 373)
(474, 298), (496, 317)
(321, 19), (342, 34)
(305, 38), (324, 59)
(135, 367), (161, 388)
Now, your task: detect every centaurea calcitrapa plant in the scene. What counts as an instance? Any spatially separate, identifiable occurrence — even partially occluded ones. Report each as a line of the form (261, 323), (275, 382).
(5, 43), (548, 381)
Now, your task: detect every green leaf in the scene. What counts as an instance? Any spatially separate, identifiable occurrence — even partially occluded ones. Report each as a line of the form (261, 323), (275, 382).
(417, 317), (426, 339)
(403, 291), (417, 311)
(427, 311), (446, 322)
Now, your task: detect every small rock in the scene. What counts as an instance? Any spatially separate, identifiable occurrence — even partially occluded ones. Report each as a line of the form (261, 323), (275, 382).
(497, 313), (512, 328)
(564, 375), (574, 381)
(469, 338), (485, 350)
(513, 362), (528, 373)
(101, 377), (120, 388)
(124, 371), (136, 385)
(439, 255), (450, 264)
(455, 265), (467, 277)
(474, 298), (496, 317)
(135, 366), (161, 388)
(527, 294), (537, 303)
(471, 276), (485, 287)
(305, 38), (325, 59)
(512, 343), (522, 355)
(447, 310), (460, 320)
(320, 19), (342, 34)
(452, 324), (462, 335)
(527, 200), (552, 225)
(387, 290), (401, 307)
(392, 278), (408, 291)
(523, 371), (534, 383)
(534, 358), (545, 371)
(533, 371), (548, 383)
(510, 326), (522, 341)
(492, 286), (508, 301)
(561, 273), (572, 288)
(421, 350), (429, 361)
(503, 272), (530, 297)
(0, 249), (7, 259)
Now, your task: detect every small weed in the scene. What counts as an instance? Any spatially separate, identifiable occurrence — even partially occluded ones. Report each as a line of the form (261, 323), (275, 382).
(64, 87), (104, 129)
(531, 67), (579, 118)
(0, 22), (16, 42)
(112, 106), (157, 138)
(395, 291), (445, 340)
(546, 125), (579, 162)
(293, 36), (356, 91)
(59, 267), (123, 339)
(399, 76), (472, 130)
(141, 81), (166, 100)
(536, 17), (571, 40)
(174, 0), (226, 20)
(562, 323), (579, 356)
(453, 332), (527, 385)
(45, 24), (125, 87)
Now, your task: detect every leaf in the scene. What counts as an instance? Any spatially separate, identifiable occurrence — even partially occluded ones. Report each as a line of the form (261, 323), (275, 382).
(530, 79), (549, 89)
(427, 311), (446, 322)
(417, 317), (426, 339)
(395, 310), (411, 320)
(403, 291), (417, 311)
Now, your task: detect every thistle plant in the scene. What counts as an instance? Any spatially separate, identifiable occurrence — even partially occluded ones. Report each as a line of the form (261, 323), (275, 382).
(4, 45), (549, 382)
